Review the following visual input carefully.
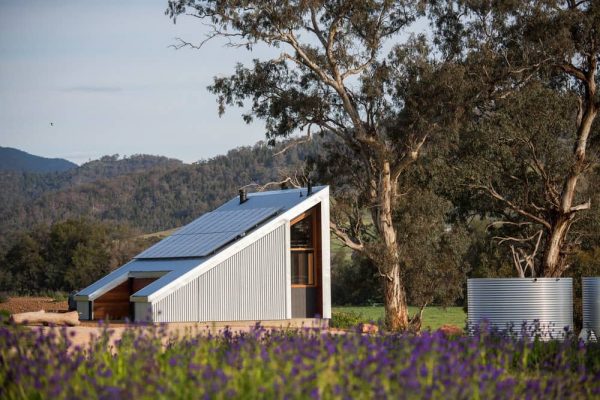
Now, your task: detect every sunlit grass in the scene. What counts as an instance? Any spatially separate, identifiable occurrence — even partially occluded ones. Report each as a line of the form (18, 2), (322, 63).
(332, 306), (466, 330)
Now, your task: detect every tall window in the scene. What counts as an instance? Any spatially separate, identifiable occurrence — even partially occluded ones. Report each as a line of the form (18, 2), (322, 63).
(290, 209), (317, 286)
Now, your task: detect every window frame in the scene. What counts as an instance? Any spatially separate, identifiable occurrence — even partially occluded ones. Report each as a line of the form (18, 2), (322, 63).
(290, 208), (320, 288)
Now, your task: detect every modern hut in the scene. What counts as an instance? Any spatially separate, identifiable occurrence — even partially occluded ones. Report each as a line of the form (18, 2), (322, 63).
(74, 185), (331, 323)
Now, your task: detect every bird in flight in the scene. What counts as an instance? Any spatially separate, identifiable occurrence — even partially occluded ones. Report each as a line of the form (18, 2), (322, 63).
(50, 122), (54, 126)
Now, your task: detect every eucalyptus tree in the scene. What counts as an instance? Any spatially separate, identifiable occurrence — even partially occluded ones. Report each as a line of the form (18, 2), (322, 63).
(166, 0), (461, 330)
(431, 1), (600, 278)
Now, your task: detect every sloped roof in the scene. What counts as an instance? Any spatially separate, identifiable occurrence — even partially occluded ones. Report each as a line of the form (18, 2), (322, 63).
(135, 207), (280, 259)
(75, 186), (327, 302)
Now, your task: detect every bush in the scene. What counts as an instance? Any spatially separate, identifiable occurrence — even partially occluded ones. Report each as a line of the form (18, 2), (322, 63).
(330, 310), (364, 329)
(0, 292), (7, 303)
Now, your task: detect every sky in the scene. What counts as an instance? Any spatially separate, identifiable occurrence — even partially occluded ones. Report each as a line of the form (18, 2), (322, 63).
(0, 0), (278, 164)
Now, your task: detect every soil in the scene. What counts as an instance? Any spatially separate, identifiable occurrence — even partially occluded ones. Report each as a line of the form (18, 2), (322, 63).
(0, 297), (69, 315)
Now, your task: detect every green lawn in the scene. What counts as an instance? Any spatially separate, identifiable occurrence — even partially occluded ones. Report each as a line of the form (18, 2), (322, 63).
(332, 306), (466, 330)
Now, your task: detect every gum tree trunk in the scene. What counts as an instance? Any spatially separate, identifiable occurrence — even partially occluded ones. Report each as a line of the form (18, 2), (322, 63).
(377, 160), (410, 331)
(383, 264), (410, 331)
(542, 71), (597, 277)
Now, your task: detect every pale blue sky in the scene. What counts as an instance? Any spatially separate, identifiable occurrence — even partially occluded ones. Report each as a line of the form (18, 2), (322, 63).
(0, 0), (276, 164)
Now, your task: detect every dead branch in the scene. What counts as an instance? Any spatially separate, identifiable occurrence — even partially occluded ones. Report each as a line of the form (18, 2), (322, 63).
(240, 176), (303, 192)
(570, 199), (591, 212)
(330, 221), (364, 252)
(499, 230), (543, 277)
(273, 131), (313, 156)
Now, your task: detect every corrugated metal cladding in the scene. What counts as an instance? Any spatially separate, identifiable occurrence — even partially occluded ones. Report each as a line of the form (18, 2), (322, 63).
(468, 278), (573, 340)
(136, 207), (280, 259)
(582, 277), (600, 341)
(149, 224), (287, 323)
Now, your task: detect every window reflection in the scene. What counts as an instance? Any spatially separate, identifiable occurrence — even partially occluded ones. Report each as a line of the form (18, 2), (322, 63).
(291, 210), (317, 286)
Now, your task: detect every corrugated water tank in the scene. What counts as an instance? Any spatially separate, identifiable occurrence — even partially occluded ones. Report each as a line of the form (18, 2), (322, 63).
(582, 277), (600, 341)
(468, 278), (573, 340)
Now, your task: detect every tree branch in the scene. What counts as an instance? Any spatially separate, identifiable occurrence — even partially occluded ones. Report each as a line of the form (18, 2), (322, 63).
(476, 184), (552, 229)
(330, 221), (364, 252)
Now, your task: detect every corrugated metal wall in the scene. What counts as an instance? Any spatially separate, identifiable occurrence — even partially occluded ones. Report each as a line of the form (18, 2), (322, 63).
(468, 278), (573, 339)
(150, 224), (287, 323)
(583, 277), (600, 340)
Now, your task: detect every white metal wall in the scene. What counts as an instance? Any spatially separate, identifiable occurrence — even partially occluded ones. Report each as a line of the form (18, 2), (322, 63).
(149, 224), (288, 323)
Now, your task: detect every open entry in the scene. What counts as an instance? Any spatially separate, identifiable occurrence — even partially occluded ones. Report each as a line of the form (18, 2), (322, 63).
(93, 275), (160, 320)
(290, 205), (322, 317)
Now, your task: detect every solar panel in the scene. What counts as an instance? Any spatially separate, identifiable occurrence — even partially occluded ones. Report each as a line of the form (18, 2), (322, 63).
(176, 208), (280, 235)
(135, 207), (280, 259)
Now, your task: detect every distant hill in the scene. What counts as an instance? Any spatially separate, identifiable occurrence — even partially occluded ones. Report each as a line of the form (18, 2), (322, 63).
(0, 146), (77, 173)
(0, 141), (316, 251)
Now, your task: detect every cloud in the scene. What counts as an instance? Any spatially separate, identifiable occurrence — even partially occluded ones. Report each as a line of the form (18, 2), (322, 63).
(63, 86), (123, 93)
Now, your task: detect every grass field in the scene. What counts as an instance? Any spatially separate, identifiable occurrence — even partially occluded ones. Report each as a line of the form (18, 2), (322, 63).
(332, 306), (466, 330)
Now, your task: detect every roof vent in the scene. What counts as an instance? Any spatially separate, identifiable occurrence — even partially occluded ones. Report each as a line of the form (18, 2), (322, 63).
(239, 189), (248, 204)
(307, 179), (313, 196)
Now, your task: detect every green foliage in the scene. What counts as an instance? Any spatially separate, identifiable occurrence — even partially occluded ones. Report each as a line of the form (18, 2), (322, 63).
(429, 1), (600, 278)
(0, 219), (153, 294)
(329, 310), (365, 329)
(331, 253), (382, 306)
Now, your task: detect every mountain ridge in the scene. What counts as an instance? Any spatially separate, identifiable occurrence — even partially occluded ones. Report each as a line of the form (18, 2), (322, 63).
(0, 146), (77, 173)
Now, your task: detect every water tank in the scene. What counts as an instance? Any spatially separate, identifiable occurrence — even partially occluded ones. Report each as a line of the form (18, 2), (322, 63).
(582, 277), (600, 341)
(468, 278), (573, 340)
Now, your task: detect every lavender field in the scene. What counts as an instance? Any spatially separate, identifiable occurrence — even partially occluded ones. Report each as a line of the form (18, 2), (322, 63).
(1, 322), (599, 399)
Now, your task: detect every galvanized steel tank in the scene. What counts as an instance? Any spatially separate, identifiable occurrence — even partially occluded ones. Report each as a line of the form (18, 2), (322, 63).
(468, 278), (573, 339)
(582, 277), (600, 341)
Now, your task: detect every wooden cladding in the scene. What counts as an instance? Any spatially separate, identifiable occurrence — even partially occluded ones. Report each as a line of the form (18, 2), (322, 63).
(93, 278), (157, 321)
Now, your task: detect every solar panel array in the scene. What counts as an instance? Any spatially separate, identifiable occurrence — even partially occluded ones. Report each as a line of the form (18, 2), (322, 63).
(135, 207), (280, 259)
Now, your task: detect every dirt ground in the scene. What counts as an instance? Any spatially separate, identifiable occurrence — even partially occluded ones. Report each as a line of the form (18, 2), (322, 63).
(2, 298), (333, 348)
(0, 297), (68, 314)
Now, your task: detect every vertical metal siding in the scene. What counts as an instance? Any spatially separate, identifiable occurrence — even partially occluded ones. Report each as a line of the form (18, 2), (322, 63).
(582, 277), (600, 340)
(468, 278), (573, 339)
(151, 224), (287, 322)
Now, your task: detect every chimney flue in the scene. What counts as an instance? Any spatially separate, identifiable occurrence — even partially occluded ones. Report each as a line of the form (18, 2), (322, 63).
(239, 189), (248, 204)
(307, 179), (313, 196)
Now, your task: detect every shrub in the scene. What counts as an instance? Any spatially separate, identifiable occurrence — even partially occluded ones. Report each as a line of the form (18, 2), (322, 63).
(330, 310), (364, 329)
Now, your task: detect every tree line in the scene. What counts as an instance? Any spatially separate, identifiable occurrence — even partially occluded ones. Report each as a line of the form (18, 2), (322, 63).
(0, 219), (157, 294)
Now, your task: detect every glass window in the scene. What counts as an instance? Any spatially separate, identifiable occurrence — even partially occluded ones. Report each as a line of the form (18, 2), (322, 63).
(290, 217), (312, 248)
(291, 250), (315, 285)
(291, 210), (317, 286)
